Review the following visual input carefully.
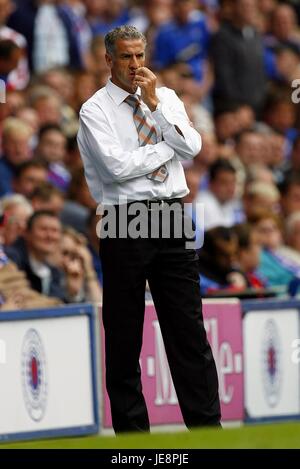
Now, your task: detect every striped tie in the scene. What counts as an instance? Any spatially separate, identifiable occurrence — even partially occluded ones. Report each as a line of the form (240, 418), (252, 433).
(125, 95), (168, 182)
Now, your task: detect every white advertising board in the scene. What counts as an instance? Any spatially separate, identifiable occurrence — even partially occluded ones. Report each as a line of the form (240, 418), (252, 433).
(0, 305), (98, 440)
(243, 308), (300, 420)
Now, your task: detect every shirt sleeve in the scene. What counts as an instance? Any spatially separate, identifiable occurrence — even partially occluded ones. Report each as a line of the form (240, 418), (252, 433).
(152, 88), (202, 161)
(77, 102), (175, 184)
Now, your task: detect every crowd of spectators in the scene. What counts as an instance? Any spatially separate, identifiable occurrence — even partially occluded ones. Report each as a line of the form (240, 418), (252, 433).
(1, 0), (300, 309)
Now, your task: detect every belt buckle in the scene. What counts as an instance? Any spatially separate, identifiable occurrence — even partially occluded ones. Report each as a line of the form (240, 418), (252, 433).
(147, 199), (164, 211)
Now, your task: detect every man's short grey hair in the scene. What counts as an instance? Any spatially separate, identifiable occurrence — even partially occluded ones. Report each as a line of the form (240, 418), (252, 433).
(104, 26), (147, 56)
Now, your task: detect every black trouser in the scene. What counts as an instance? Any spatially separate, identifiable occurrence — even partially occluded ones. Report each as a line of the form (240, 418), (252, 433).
(100, 202), (221, 433)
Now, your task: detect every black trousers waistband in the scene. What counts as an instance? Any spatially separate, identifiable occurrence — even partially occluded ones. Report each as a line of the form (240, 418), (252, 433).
(117, 198), (183, 210)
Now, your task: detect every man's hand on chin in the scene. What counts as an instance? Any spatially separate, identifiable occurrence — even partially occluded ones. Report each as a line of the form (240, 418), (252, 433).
(134, 67), (159, 111)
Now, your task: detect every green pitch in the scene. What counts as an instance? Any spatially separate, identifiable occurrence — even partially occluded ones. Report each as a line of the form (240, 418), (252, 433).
(1, 422), (300, 449)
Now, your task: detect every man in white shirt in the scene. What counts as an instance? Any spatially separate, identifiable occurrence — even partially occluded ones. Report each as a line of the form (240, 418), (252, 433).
(77, 25), (220, 433)
(196, 158), (243, 231)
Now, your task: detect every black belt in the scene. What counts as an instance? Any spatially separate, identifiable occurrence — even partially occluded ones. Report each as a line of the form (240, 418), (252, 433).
(128, 198), (183, 210)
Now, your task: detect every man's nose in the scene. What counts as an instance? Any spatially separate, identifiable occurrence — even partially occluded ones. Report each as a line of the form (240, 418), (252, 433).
(129, 56), (139, 68)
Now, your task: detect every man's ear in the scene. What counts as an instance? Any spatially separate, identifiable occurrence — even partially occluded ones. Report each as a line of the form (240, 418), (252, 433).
(105, 53), (113, 69)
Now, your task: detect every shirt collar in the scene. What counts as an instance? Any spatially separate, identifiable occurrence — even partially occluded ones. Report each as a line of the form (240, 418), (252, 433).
(106, 78), (141, 106)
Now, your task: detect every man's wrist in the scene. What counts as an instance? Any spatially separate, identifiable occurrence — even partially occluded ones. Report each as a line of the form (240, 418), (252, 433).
(147, 99), (159, 112)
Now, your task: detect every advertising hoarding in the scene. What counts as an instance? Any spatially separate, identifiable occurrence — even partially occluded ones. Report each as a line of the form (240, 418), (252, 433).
(0, 304), (98, 441)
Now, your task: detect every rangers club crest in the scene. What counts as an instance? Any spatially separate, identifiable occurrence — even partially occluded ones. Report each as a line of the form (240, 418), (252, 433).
(261, 319), (281, 408)
(21, 329), (47, 421)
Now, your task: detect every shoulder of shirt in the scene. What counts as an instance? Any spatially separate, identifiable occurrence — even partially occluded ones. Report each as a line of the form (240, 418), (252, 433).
(156, 86), (177, 100)
(79, 87), (109, 115)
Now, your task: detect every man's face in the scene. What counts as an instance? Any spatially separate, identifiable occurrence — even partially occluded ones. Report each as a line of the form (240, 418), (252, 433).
(215, 237), (238, 271)
(210, 171), (236, 204)
(37, 130), (66, 164)
(3, 204), (31, 246)
(254, 218), (282, 250)
(273, 5), (296, 40)
(237, 133), (264, 165)
(106, 39), (146, 94)
(26, 215), (62, 259)
(215, 112), (239, 141)
(2, 133), (31, 166)
(85, 0), (107, 16)
(14, 167), (48, 197)
(234, 0), (258, 26)
(174, 0), (195, 24)
(34, 98), (61, 126)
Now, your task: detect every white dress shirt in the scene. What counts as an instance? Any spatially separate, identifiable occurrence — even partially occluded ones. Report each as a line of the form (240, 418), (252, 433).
(196, 190), (243, 231)
(29, 256), (51, 295)
(77, 79), (201, 204)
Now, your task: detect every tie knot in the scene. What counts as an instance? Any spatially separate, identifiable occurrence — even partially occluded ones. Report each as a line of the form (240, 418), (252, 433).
(124, 95), (140, 109)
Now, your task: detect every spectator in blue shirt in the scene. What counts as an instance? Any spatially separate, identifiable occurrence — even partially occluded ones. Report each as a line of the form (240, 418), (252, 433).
(152, 0), (211, 82)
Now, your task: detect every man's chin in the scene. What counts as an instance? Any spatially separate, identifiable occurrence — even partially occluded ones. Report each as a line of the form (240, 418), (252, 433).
(130, 83), (138, 93)
(121, 81), (137, 94)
